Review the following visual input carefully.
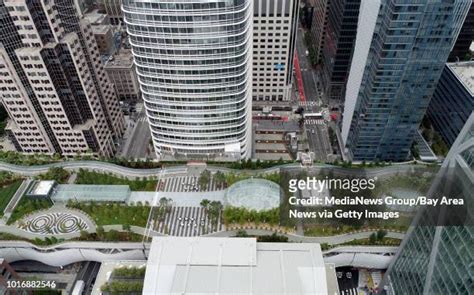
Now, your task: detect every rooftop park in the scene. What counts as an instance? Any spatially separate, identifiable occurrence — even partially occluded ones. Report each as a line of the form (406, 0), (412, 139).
(35, 167), (70, 184)
(67, 200), (151, 227)
(101, 266), (145, 294)
(78, 225), (145, 243)
(7, 197), (53, 225)
(234, 230), (289, 242)
(0, 150), (296, 169)
(222, 206), (280, 227)
(0, 171), (23, 217)
(280, 168), (437, 236)
(0, 181), (22, 216)
(75, 169), (157, 191)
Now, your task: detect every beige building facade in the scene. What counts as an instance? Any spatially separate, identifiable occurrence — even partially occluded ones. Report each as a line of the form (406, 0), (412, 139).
(0, 0), (124, 157)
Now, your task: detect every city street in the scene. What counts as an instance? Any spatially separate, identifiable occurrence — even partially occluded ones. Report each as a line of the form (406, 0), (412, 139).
(295, 26), (333, 161)
(121, 104), (153, 159)
(295, 27), (321, 104)
(305, 119), (332, 162)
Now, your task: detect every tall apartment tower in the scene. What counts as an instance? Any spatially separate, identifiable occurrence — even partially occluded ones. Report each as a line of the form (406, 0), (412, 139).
(381, 113), (473, 294)
(0, 0), (124, 157)
(320, 0), (361, 102)
(123, 0), (253, 161)
(342, 0), (470, 162)
(449, 1), (474, 61)
(252, 0), (299, 102)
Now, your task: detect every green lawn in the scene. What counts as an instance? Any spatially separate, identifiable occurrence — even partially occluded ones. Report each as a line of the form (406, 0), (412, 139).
(7, 197), (53, 225)
(68, 201), (151, 227)
(341, 237), (402, 247)
(0, 180), (22, 216)
(223, 207), (280, 226)
(75, 169), (157, 191)
(35, 167), (70, 184)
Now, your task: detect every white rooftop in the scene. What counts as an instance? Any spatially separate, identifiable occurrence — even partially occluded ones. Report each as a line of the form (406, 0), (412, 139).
(30, 180), (55, 196)
(447, 61), (474, 96)
(144, 237), (336, 294)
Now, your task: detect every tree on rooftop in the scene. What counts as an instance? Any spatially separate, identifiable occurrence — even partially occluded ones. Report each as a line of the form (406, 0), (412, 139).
(200, 199), (210, 209)
(198, 170), (211, 189)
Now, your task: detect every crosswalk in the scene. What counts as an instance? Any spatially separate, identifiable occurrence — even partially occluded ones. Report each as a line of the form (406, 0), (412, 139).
(137, 116), (147, 123)
(153, 206), (223, 236)
(340, 288), (359, 295)
(158, 175), (224, 192)
(298, 101), (318, 106)
(305, 119), (325, 125)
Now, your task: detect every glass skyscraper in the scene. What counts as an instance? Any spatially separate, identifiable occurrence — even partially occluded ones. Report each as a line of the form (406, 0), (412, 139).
(320, 0), (361, 102)
(342, 0), (471, 161)
(122, 0), (253, 161)
(382, 113), (473, 294)
(427, 62), (473, 147)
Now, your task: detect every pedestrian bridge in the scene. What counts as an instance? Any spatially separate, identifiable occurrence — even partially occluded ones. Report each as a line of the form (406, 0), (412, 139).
(0, 241), (148, 267)
(324, 252), (394, 269)
(323, 246), (397, 269)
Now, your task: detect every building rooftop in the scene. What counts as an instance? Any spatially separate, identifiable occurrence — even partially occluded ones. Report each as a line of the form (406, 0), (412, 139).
(50, 184), (131, 202)
(27, 180), (55, 197)
(104, 50), (134, 69)
(143, 237), (338, 294)
(447, 61), (474, 96)
(84, 9), (109, 25)
(91, 24), (112, 35)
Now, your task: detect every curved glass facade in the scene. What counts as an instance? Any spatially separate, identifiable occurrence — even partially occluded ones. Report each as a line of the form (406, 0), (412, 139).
(123, 0), (252, 160)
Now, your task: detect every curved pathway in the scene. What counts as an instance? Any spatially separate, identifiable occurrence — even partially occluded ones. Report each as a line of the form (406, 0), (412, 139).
(0, 160), (433, 179)
(0, 220), (404, 245)
(204, 228), (405, 245)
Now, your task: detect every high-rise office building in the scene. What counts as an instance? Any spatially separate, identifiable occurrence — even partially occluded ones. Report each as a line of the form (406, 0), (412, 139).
(123, 0), (253, 161)
(104, 49), (140, 102)
(0, 0), (124, 157)
(105, 49), (140, 102)
(320, 0), (361, 102)
(91, 24), (115, 55)
(309, 0), (330, 64)
(449, 1), (474, 61)
(427, 61), (473, 147)
(102, 0), (123, 25)
(342, 0), (470, 162)
(252, 0), (299, 102)
(0, 259), (28, 295)
(381, 113), (473, 294)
